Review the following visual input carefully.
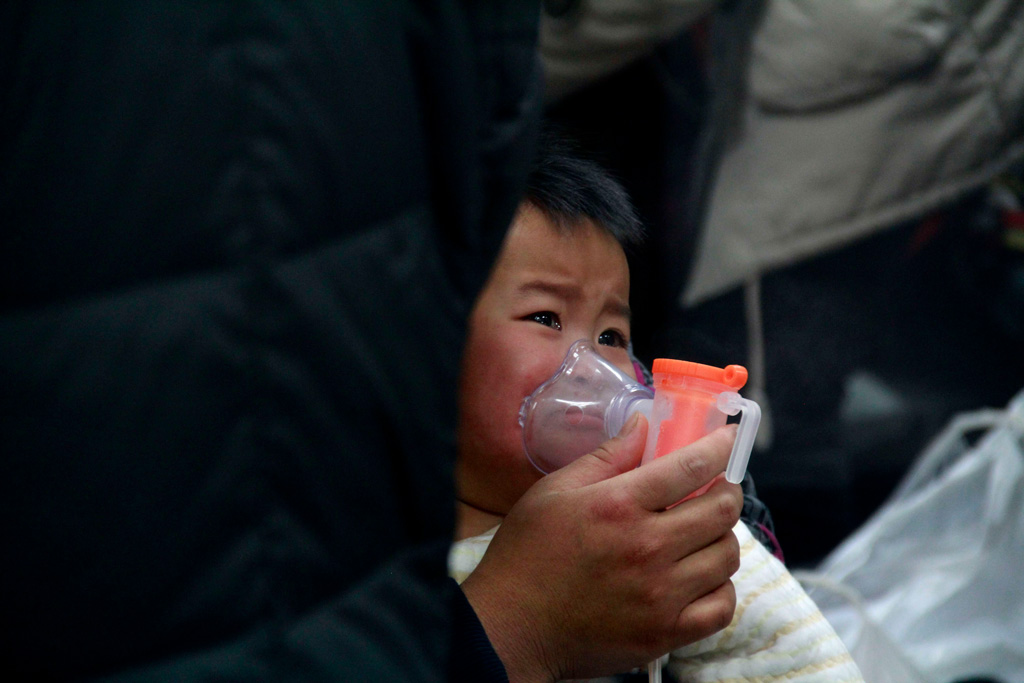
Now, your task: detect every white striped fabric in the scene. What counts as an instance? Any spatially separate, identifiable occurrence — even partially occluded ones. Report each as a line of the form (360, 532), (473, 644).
(448, 521), (864, 682)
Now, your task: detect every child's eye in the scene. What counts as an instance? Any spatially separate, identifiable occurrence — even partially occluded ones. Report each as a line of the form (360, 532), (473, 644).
(526, 311), (562, 330)
(598, 329), (627, 348)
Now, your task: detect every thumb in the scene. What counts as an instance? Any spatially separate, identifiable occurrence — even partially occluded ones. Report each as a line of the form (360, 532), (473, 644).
(551, 413), (648, 490)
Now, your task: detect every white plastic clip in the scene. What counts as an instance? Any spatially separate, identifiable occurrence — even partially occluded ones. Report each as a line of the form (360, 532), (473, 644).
(717, 392), (762, 483)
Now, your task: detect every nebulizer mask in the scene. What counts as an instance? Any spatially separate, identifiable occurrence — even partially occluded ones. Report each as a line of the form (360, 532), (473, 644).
(519, 340), (762, 683)
(519, 339), (761, 483)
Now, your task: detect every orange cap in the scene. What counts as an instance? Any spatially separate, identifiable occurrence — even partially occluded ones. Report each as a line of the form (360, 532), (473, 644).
(651, 358), (748, 390)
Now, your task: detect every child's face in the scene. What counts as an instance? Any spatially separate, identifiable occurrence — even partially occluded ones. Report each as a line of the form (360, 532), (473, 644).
(456, 203), (635, 516)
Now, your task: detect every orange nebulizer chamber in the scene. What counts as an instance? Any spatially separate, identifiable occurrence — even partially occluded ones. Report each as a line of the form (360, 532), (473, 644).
(641, 359), (760, 484)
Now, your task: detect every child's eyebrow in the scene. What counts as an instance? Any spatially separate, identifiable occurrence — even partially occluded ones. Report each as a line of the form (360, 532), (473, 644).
(516, 280), (632, 321)
(604, 299), (632, 322)
(516, 280), (579, 301)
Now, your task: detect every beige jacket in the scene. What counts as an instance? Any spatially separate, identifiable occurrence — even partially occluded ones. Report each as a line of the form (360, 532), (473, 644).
(684, 0), (1024, 304)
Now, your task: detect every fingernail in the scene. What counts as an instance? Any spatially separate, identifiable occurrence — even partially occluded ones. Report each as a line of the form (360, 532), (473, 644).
(620, 411), (641, 436)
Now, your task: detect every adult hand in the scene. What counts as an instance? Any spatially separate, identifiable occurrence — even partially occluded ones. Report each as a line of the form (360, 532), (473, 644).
(461, 414), (743, 682)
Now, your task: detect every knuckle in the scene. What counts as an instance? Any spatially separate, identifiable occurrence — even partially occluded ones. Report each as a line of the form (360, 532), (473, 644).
(724, 533), (741, 575)
(625, 535), (662, 568)
(629, 473), (666, 509)
(715, 490), (741, 527)
(675, 583), (737, 645)
(709, 596), (736, 632)
(642, 580), (674, 616)
(589, 442), (616, 466)
(700, 585), (737, 634)
(590, 486), (632, 523)
(677, 452), (710, 485)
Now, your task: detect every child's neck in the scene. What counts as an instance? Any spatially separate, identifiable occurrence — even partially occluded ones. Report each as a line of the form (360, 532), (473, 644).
(455, 499), (505, 541)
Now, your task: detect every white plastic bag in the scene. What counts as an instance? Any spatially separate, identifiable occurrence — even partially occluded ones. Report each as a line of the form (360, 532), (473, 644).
(796, 389), (1024, 683)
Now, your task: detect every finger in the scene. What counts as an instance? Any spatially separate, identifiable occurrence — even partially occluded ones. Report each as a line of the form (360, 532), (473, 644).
(626, 424), (737, 511)
(667, 529), (741, 607)
(656, 476), (743, 560)
(673, 579), (737, 647)
(550, 413), (648, 491)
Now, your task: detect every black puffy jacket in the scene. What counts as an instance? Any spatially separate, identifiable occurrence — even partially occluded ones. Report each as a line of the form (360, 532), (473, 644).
(1, 3), (541, 680)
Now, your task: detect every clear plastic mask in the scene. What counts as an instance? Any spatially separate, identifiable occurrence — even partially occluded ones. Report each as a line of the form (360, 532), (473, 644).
(519, 340), (761, 483)
(519, 340), (653, 474)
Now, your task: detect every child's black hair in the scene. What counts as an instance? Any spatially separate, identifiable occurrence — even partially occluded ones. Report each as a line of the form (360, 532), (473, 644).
(523, 130), (645, 248)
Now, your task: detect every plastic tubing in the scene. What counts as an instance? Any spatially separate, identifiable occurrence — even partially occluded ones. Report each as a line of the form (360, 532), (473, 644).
(717, 391), (761, 484)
